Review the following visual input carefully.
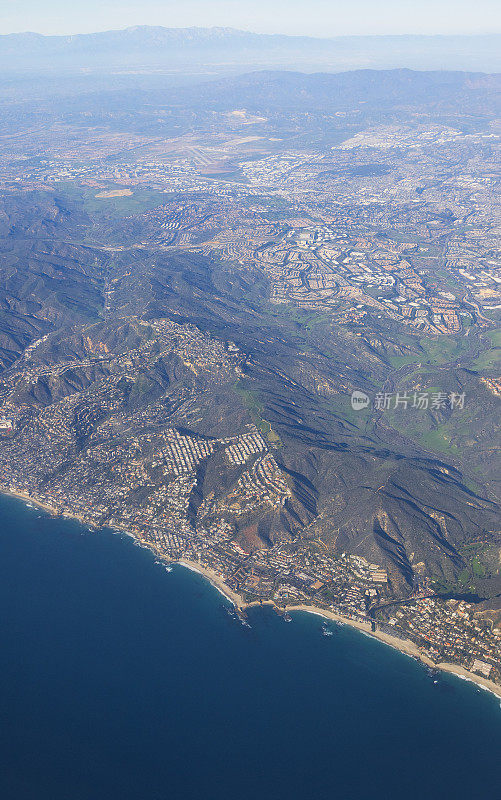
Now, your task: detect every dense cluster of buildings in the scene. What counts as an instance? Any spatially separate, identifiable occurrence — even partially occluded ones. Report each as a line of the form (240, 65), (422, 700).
(0, 117), (499, 687)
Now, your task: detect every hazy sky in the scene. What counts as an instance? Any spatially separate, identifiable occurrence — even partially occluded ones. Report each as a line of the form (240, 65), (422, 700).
(1, 0), (499, 37)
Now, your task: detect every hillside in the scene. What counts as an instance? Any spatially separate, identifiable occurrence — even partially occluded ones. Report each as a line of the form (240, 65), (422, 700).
(1, 26), (500, 74)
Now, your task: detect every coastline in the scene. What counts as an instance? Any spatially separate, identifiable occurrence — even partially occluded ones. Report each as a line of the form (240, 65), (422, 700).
(1, 488), (99, 528)
(177, 559), (243, 606)
(286, 604), (501, 700)
(1, 489), (500, 702)
(2, 488), (61, 517)
(175, 558), (501, 702)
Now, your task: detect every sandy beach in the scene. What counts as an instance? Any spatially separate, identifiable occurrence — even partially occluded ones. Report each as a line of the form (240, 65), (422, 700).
(2, 488), (101, 529)
(2, 488), (500, 702)
(3, 488), (60, 517)
(172, 559), (501, 700)
(177, 559), (243, 606)
(285, 604), (501, 700)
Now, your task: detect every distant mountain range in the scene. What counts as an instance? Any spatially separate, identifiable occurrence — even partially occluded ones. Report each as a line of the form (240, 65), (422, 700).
(1, 25), (500, 74)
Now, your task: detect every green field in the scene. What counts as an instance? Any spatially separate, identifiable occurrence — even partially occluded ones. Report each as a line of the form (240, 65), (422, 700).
(473, 348), (501, 370)
(387, 353), (421, 369)
(58, 182), (169, 218)
(418, 334), (471, 366)
(82, 187), (169, 217)
(418, 425), (461, 456)
(233, 382), (282, 445)
(387, 334), (472, 371)
(472, 327), (501, 370)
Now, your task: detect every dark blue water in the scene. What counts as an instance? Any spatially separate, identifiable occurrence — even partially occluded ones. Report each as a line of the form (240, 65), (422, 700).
(0, 494), (500, 800)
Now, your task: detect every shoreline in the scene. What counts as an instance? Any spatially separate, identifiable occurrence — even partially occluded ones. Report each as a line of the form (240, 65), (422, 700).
(2, 489), (500, 702)
(1, 488), (99, 528)
(286, 604), (501, 700)
(176, 559), (243, 606)
(2, 488), (61, 517)
(175, 558), (501, 702)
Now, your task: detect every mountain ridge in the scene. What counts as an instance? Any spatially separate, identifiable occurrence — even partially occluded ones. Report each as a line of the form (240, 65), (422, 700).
(2, 25), (500, 74)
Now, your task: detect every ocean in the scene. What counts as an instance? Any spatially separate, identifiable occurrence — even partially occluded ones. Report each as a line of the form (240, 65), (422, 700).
(0, 493), (500, 800)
